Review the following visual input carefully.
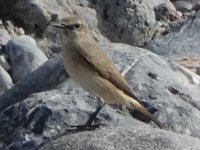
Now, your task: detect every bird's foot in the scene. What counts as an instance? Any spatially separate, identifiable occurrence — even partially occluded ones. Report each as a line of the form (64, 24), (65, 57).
(67, 97), (106, 132)
(68, 123), (104, 131)
(68, 101), (105, 131)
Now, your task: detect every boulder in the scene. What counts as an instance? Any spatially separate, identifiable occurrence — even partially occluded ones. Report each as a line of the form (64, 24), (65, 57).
(0, 65), (12, 94)
(39, 125), (200, 150)
(1, 43), (200, 149)
(147, 17), (200, 56)
(5, 35), (48, 82)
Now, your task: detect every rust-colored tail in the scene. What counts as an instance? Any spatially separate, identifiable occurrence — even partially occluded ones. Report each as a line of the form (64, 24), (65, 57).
(130, 99), (164, 129)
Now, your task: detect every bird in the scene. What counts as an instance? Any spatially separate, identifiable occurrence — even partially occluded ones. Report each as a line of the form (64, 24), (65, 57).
(53, 16), (163, 129)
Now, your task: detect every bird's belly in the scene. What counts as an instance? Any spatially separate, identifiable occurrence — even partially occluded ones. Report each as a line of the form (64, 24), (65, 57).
(62, 51), (126, 104)
(69, 66), (100, 95)
(62, 53), (99, 95)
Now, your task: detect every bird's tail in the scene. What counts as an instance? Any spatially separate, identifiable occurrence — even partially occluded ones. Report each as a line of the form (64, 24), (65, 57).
(126, 97), (164, 128)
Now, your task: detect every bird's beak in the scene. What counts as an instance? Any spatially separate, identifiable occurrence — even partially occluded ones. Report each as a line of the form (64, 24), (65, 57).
(52, 23), (65, 29)
(52, 23), (73, 30)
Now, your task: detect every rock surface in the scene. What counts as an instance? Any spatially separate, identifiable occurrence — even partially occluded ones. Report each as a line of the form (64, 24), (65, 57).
(174, 1), (193, 12)
(1, 43), (200, 149)
(0, 83), (147, 150)
(147, 17), (200, 56)
(5, 35), (48, 82)
(0, 0), (200, 150)
(0, 65), (12, 94)
(39, 125), (200, 150)
(0, 55), (11, 71)
(106, 43), (200, 138)
(0, 56), (66, 112)
(0, 29), (11, 46)
(174, 0), (200, 5)
(91, 0), (157, 46)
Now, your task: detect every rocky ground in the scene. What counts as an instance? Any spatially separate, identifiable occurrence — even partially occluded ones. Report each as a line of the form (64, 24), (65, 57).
(1, 0), (200, 150)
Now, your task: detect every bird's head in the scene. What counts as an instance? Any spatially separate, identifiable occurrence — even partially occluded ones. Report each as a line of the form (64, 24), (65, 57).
(52, 16), (87, 38)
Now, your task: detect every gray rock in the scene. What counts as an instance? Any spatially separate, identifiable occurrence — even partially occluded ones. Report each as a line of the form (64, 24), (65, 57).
(0, 29), (11, 46)
(174, 0), (200, 5)
(195, 9), (200, 17)
(3, 0), (175, 47)
(0, 54), (11, 71)
(1, 43), (200, 150)
(0, 65), (12, 94)
(10, 0), (99, 56)
(0, 19), (3, 26)
(5, 20), (15, 32)
(154, 3), (173, 21)
(174, 1), (193, 12)
(13, 0), (73, 35)
(39, 125), (200, 150)
(40, 5), (101, 58)
(91, 0), (157, 46)
(107, 44), (200, 138)
(0, 56), (66, 112)
(148, 0), (176, 11)
(91, 0), (175, 44)
(147, 17), (200, 56)
(0, 81), (148, 150)
(5, 35), (48, 82)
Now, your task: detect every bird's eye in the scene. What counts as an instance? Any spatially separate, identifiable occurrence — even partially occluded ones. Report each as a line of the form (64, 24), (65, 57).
(75, 23), (81, 29)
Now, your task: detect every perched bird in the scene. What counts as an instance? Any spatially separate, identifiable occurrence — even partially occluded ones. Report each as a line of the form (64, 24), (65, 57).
(53, 16), (163, 128)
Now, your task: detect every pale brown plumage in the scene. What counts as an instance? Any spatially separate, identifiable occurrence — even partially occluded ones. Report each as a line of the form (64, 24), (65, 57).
(53, 16), (163, 128)
(74, 39), (137, 99)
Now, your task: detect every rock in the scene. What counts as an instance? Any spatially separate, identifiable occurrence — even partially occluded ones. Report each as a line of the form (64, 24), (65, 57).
(41, 4), (103, 57)
(154, 3), (183, 21)
(0, 20), (3, 26)
(174, 1), (193, 12)
(0, 29), (12, 46)
(0, 54), (11, 71)
(91, 0), (157, 46)
(148, 0), (176, 11)
(1, 0), (175, 48)
(89, 0), (178, 46)
(0, 81), (147, 150)
(5, 20), (18, 37)
(147, 17), (200, 56)
(8, 0), (99, 56)
(0, 1), (200, 149)
(5, 20), (14, 32)
(168, 54), (200, 74)
(5, 35), (48, 82)
(4, 0), (174, 46)
(1, 43), (200, 150)
(105, 43), (200, 138)
(174, 0), (200, 5)
(4, 20), (25, 37)
(192, 3), (200, 11)
(39, 125), (200, 150)
(13, 0), (73, 35)
(154, 3), (173, 21)
(0, 65), (12, 94)
(195, 9), (200, 17)
(12, 0), (99, 36)
(15, 27), (25, 36)
(0, 56), (67, 112)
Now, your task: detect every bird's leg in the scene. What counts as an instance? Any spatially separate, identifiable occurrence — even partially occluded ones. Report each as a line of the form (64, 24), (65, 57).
(84, 97), (105, 127)
(69, 97), (105, 131)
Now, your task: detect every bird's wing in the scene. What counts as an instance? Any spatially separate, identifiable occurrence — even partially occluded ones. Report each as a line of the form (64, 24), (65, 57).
(74, 39), (138, 100)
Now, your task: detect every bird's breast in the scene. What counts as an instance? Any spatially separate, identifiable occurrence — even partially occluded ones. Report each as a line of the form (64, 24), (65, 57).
(61, 42), (129, 104)
(61, 45), (97, 94)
